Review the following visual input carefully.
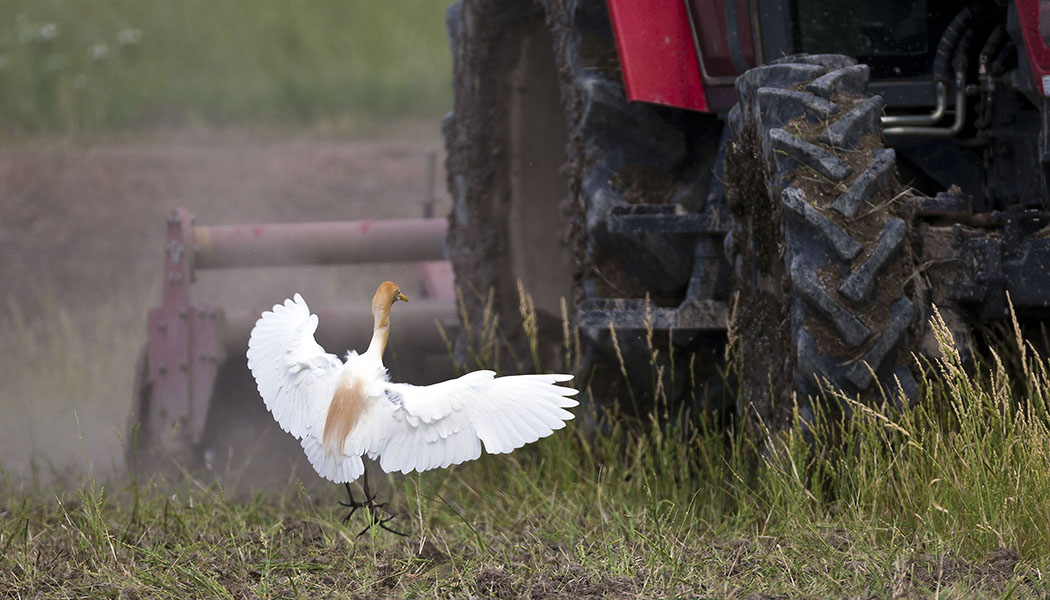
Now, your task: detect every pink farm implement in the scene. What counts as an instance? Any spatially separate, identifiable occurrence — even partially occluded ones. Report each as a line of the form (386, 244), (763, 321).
(130, 208), (456, 466)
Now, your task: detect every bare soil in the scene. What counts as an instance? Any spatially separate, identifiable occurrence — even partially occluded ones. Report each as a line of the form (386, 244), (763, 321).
(0, 127), (450, 480)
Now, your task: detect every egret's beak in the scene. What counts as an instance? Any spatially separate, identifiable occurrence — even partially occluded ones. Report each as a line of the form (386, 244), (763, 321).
(397, 292), (409, 303)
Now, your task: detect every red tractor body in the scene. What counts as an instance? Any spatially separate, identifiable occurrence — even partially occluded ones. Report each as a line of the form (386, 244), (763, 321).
(610, 0), (1050, 110)
(606, 0), (710, 111)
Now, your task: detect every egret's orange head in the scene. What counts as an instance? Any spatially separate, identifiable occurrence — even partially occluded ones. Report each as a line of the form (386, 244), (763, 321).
(372, 281), (408, 329)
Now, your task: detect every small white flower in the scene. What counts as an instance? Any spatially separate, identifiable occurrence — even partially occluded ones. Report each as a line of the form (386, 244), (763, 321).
(116, 28), (142, 46)
(36, 23), (59, 42)
(90, 43), (109, 62)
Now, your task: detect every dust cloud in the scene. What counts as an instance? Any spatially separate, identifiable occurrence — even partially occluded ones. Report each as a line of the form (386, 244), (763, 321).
(0, 127), (451, 486)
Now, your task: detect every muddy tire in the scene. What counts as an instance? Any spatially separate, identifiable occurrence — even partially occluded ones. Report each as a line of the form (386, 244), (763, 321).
(444, 0), (724, 409)
(724, 55), (922, 427)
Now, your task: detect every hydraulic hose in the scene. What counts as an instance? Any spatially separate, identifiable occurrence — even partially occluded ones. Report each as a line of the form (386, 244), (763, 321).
(934, 6), (975, 84)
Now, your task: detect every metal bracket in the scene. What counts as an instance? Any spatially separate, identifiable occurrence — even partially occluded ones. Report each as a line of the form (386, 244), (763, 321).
(607, 202), (731, 234)
(912, 189), (973, 218)
(578, 203), (729, 333)
(145, 209), (226, 448)
(948, 207), (1050, 319)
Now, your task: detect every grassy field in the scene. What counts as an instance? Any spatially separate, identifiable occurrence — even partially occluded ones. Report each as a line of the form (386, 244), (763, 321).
(2, 3), (1048, 597)
(2, 306), (1049, 598)
(0, 1), (453, 134)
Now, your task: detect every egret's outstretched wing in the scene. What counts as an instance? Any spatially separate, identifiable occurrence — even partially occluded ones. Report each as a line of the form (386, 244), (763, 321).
(246, 294), (342, 440)
(369, 371), (579, 475)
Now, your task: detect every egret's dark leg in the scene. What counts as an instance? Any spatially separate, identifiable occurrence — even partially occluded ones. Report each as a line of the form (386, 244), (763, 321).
(358, 471), (406, 537)
(339, 471), (405, 537)
(338, 481), (372, 523)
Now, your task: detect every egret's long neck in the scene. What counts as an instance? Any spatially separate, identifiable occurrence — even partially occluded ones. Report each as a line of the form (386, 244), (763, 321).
(364, 303), (391, 358)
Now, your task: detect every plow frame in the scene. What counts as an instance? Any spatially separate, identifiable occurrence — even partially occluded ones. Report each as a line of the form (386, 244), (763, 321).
(132, 207), (455, 461)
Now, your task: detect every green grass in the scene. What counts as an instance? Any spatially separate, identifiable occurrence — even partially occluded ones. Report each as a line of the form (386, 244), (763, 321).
(0, 1), (453, 133)
(3, 298), (1050, 597)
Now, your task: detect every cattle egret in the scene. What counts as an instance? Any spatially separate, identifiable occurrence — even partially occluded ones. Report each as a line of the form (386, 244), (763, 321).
(247, 281), (578, 534)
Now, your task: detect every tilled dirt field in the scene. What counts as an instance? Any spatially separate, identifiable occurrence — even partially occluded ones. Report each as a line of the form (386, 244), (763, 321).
(0, 128), (450, 481)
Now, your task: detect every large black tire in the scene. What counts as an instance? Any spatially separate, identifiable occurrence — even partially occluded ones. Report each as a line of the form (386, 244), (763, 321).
(443, 0), (724, 411)
(725, 55), (923, 427)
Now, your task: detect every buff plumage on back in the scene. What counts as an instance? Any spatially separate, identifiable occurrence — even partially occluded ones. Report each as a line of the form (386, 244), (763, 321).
(322, 377), (366, 455)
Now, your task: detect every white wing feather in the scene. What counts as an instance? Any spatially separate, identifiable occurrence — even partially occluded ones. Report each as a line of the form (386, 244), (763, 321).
(369, 371), (579, 475)
(246, 294), (343, 440)
(301, 434), (365, 483)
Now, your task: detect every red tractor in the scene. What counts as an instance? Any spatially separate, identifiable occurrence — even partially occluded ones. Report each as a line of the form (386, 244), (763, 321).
(132, 0), (1050, 466)
(443, 0), (1050, 426)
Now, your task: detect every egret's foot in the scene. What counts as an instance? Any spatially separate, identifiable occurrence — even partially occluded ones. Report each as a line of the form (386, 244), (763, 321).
(357, 512), (406, 538)
(339, 474), (405, 537)
(339, 482), (384, 523)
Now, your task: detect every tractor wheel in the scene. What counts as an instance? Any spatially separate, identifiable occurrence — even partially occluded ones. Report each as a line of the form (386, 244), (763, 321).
(443, 0), (725, 413)
(724, 55), (923, 427)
